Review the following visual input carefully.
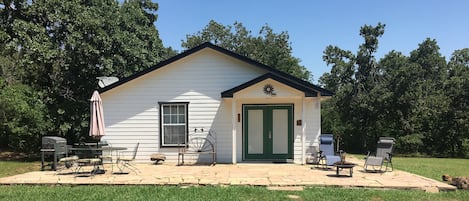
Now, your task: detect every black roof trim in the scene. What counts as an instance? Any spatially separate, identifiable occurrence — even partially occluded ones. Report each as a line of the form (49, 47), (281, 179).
(99, 42), (333, 96)
(221, 72), (318, 97)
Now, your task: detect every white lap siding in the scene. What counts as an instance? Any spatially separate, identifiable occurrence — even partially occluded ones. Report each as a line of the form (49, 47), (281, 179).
(101, 49), (266, 163)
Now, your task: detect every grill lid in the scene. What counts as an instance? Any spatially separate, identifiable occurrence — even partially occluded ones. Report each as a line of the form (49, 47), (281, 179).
(42, 136), (66, 149)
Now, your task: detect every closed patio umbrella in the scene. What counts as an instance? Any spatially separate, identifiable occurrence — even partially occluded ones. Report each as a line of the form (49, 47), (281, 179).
(89, 90), (105, 139)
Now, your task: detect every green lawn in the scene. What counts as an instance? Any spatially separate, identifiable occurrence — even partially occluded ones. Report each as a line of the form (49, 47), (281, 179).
(0, 185), (468, 201)
(0, 161), (41, 178)
(393, 157), (469, 181)
(0, 157), (468, 201)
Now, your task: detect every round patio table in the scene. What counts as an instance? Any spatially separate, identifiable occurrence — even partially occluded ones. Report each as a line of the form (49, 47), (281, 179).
(333, 161), (356, 177)
(68, 146), (127, 155)
(68, 146), (127, 175)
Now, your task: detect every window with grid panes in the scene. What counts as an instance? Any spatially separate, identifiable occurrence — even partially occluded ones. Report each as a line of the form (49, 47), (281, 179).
(160, 103), (188, 146)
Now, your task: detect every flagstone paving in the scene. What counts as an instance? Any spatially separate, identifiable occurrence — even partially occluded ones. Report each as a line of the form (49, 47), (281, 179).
(0, 157), (456, 192)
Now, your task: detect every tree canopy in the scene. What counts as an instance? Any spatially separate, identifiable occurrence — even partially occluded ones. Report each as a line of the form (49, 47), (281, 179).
(320, 23), (469, 157)
(182, 20), (312, 81)
(0, 0), (174, 152)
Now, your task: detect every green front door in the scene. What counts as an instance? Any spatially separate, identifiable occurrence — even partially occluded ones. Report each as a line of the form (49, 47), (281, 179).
(244, 105), (293, 160)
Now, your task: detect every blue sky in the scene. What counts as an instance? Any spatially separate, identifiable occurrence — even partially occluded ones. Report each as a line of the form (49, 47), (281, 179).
(155, 0), (469, 83)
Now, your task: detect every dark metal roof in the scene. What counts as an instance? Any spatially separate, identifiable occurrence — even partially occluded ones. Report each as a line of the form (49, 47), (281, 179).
(99, 42), (333, 97)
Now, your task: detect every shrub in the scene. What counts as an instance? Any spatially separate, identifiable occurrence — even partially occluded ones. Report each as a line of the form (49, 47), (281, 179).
(396, 134), (424, 154)
(0, 80), (52, 153)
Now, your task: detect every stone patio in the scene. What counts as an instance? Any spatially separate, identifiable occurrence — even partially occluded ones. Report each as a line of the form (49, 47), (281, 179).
(0, 157), (455, 192)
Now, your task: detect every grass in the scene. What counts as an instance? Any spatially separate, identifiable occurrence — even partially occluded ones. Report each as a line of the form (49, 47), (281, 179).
(1, 154), (469, 201)
(0, 185), (469, 201)
(0, 161), (41, 178)
(392, 157), (469, 181)
(0, 151), (41, 178)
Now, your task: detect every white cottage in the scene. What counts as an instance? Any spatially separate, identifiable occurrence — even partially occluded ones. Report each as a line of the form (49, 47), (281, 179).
(99, 43), (332, 164)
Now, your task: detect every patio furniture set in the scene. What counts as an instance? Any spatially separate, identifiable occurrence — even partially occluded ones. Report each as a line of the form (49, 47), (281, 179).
(42, 131), (217, 176)
(43, 134), (394, 178)
(41, 136), (140, 176)
(62, 143), (139, 176)
(313, 134), (395, 177)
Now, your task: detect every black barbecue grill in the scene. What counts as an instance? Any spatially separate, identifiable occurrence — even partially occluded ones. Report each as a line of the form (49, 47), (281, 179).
(41, 136), (68, 170)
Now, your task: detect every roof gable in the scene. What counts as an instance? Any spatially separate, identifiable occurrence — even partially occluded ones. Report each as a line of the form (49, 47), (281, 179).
(99, 42), (333, 97)
(221, 72), (318, 97)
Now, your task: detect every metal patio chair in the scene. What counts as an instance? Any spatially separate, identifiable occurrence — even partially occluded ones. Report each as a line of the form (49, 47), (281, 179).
(364, 137), (395, 172)
(56, 155), (79, 174)
(99, 144), (115, 172)
(115, 142), (140, 174)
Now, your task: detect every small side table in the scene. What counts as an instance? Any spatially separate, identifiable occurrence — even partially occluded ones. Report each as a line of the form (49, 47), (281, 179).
(333, 162), (356, 177)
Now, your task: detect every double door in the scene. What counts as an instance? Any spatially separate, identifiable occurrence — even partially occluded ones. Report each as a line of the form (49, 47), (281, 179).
(244, 105), (293, 160)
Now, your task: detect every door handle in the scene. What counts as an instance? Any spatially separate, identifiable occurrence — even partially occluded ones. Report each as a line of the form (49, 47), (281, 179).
(269, 131), (272, 139)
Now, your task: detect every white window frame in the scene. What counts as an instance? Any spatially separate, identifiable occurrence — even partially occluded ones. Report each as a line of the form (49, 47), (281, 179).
(160, 102), (188, 147)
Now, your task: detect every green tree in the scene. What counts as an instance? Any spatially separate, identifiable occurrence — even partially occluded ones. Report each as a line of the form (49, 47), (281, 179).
(444, 48), (469, 157)
(182, 20), (311, 80)
(320, 46), (355, 148)
(405, 39), (448, 155)
(378, 51), (423, 153)
(320, 23), (386, 152)
(320, 24), (468, 157)
(0, 0), (172, 148)
(0, 78), (52, 152)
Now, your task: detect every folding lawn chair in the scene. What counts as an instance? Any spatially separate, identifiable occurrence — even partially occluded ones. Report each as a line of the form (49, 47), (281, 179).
(364, 137), (395, 172)
(318, 134), (341, 168)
